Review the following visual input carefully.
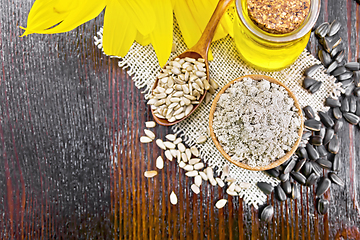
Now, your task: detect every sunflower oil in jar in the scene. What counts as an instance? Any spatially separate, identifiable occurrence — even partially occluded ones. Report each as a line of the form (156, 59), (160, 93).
(234, 0), (321, 71)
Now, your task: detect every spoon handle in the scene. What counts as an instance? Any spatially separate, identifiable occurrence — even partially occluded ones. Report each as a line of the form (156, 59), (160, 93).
(191, 0), (233, 58)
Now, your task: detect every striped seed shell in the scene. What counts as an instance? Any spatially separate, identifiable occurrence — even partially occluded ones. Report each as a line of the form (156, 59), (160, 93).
(260, 205), (274, 223)
(315, 22), (330, 38)
(304, 64), (321, 77)
(291, 172), (307, 185)
(318, 111), (334, 128)
(325, 97), (341, 107)
(329, 172), (344, 187)
(303, 105), (316, 118)
(306, 172), (319, 186)
(316, 177), (331, 197)
(317, 198), (329, 215)
(328, 20), (341, 36)
(328, 135), (340, 154)
(256, 182), (274, 195)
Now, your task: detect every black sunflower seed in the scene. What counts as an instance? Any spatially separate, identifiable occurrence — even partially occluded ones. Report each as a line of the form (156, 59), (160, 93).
(315, 22), (330, 38)
(305, 119), (322, 131)
(257, 182), (274, 195)
(319, 49), (332, 67)
(283, 159), (296, 174)
(291, 172), (307, 185)
(356, 101), (360, 116)
(265, 168), (280, 178)
(341, 97), (350, 112)
(303, 105), (316, 119)
(297, 146), (309, 159)
(328, 20), (341, 36)
(333, 107), (343, 119)
(354, 71), (360, 87)
(331, 44), (343, 58)
(306, 143), (319, 160)
(302, 130), (312, 141)
(316, 145), (328, 157)
(329, 172), (345, 187)
(355, 87), (360, 97)
(333, 119), (344, 133)
(332, 154), (341, 172)
(306, 172), (319, 186)
(341, 79), (354, 88)
(260, 205), (274, 223)
(281, 181), (292, 195)
(316, 177), (332, 197)
(291, 183), (300, 199)
(303, 77), (317, 89)
(302, 161), (313, 177)
(328, 35), (342, 49)
(316, 127), (326, 138)
(331, 66), (347, 77)
(317, 198), (329, 215)
(325, 97), (341, 108)
(345, 62), (360, 71)
(323, 128), (334, 145)
(343, 112), (360, 125)
(318, 111), (334, 128)
(309, 81), (322, 94)
(337, 71), (353, 81)
(312, 161), (323, 176)
(344, 84), (355, 96)
(316, 157), (333, 170)
(310, 135), (323, 146)
(294, 158), (306, 172)
(319, 38), (331, 53)
(335, 50), (345, 63)
(279, 173), (289, 182)
(349, 95), (357, 113)
(328, 135), (340, 154)
(325, 61), (338, 74)
(304, 64), (322, 77)
(275, 185), (287, 201)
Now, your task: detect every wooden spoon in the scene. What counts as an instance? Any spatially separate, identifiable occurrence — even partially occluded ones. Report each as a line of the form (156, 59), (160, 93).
(150, 0), (233, 126)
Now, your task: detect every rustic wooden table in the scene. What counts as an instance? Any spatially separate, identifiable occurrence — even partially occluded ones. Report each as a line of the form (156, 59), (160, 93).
(1, 0), (360, 239)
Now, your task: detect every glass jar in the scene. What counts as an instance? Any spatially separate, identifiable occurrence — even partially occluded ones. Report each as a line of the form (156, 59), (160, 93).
(234, 0), (321, 71)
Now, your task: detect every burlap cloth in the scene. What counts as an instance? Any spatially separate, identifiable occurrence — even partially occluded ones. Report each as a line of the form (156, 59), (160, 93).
(95, 18), (342, 208)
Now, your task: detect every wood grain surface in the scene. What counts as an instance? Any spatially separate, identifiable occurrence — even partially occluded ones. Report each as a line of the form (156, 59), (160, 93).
(0, 0), (360, 239)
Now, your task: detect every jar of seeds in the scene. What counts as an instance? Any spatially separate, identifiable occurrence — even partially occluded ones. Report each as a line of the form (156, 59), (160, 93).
(233, 0), (320, 71)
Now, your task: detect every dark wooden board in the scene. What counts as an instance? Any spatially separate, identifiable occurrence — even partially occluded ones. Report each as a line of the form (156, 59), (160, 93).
(0, 0), (360, 239)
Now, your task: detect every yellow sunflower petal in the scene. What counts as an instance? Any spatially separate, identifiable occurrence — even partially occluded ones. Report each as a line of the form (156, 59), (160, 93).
(135, 31), (151, 46)
(117, 0), (156, 36)
(21, 0), (106, 36)
(102, 0), (136, 57)
(174, 0), (202, 48)
(149, 0), (173, 67)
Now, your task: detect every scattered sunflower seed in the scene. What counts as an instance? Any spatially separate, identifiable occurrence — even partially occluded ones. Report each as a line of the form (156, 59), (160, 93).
(144, 170), (158, 178)
(165, 150), (173, 161)
(194, 175), (202, 187)
(140, 136), (153, 143)
(170, 191), (178, 205)
(144, 129), (155, 140)
(185, 170), (199, 177)
(165, 134), (177, 141)
(156, 156), (164, 169)
(196, 135), (207, 144)
(145, 121), (156, 128)
(191, 184), (200, 194)
(215, 177), (225, 187)
(164, 141), (176, 149)
(190, 146), (199, 157)
(156, 139), (166, 150)
(215, 199), (228, 209)
(199, 171), (208, 181)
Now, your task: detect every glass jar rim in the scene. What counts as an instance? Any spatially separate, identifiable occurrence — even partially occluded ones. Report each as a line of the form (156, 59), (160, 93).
(235, 0), (321, 43)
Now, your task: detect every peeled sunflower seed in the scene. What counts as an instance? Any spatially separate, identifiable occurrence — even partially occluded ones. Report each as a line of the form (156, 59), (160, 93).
(156, 139), (166, 150)
(164, 141), (176, 149)
(196, 135), (207, 144)
(226, 189), (238, 196)
(144, 170), (158, 178)
(184, 165), (194, 171)
(185, 170), (198, 177)
(165, 134), (177, 141)
(170, 191), (178, 205)
(144, 129), (155, 140)
(140, 136), (153, 143)
(165, 150), (173, 161)
(194, 175), (202, 187)
(177, 143), (186, 152)
(190, 146), (199, 157)
(260, 205), (274, 223)
(145, 121), (156, 128)
(156, 156), (164, 169)
(215, 199), (228, 209)
(199, 171), (208, 181)
(194, 162), (204, 170)
(191, 184), (200, 194)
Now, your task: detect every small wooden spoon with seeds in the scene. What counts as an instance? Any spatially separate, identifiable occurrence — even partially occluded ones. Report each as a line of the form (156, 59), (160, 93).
(150, 0), (233, 126)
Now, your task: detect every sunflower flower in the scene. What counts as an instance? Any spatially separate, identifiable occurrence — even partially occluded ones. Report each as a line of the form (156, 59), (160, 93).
(21, 0), (232, 66)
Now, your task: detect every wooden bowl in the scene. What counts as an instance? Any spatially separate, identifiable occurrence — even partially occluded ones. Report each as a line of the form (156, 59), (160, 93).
(209, 75), (304, 171)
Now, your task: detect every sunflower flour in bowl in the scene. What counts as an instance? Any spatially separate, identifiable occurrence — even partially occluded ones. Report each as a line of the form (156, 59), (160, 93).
(212, 77), (302, 167)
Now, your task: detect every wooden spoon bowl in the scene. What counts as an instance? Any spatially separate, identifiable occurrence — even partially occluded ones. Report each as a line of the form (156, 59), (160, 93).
(151, 0), (233, 126)
(209, 74), (304, 171)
